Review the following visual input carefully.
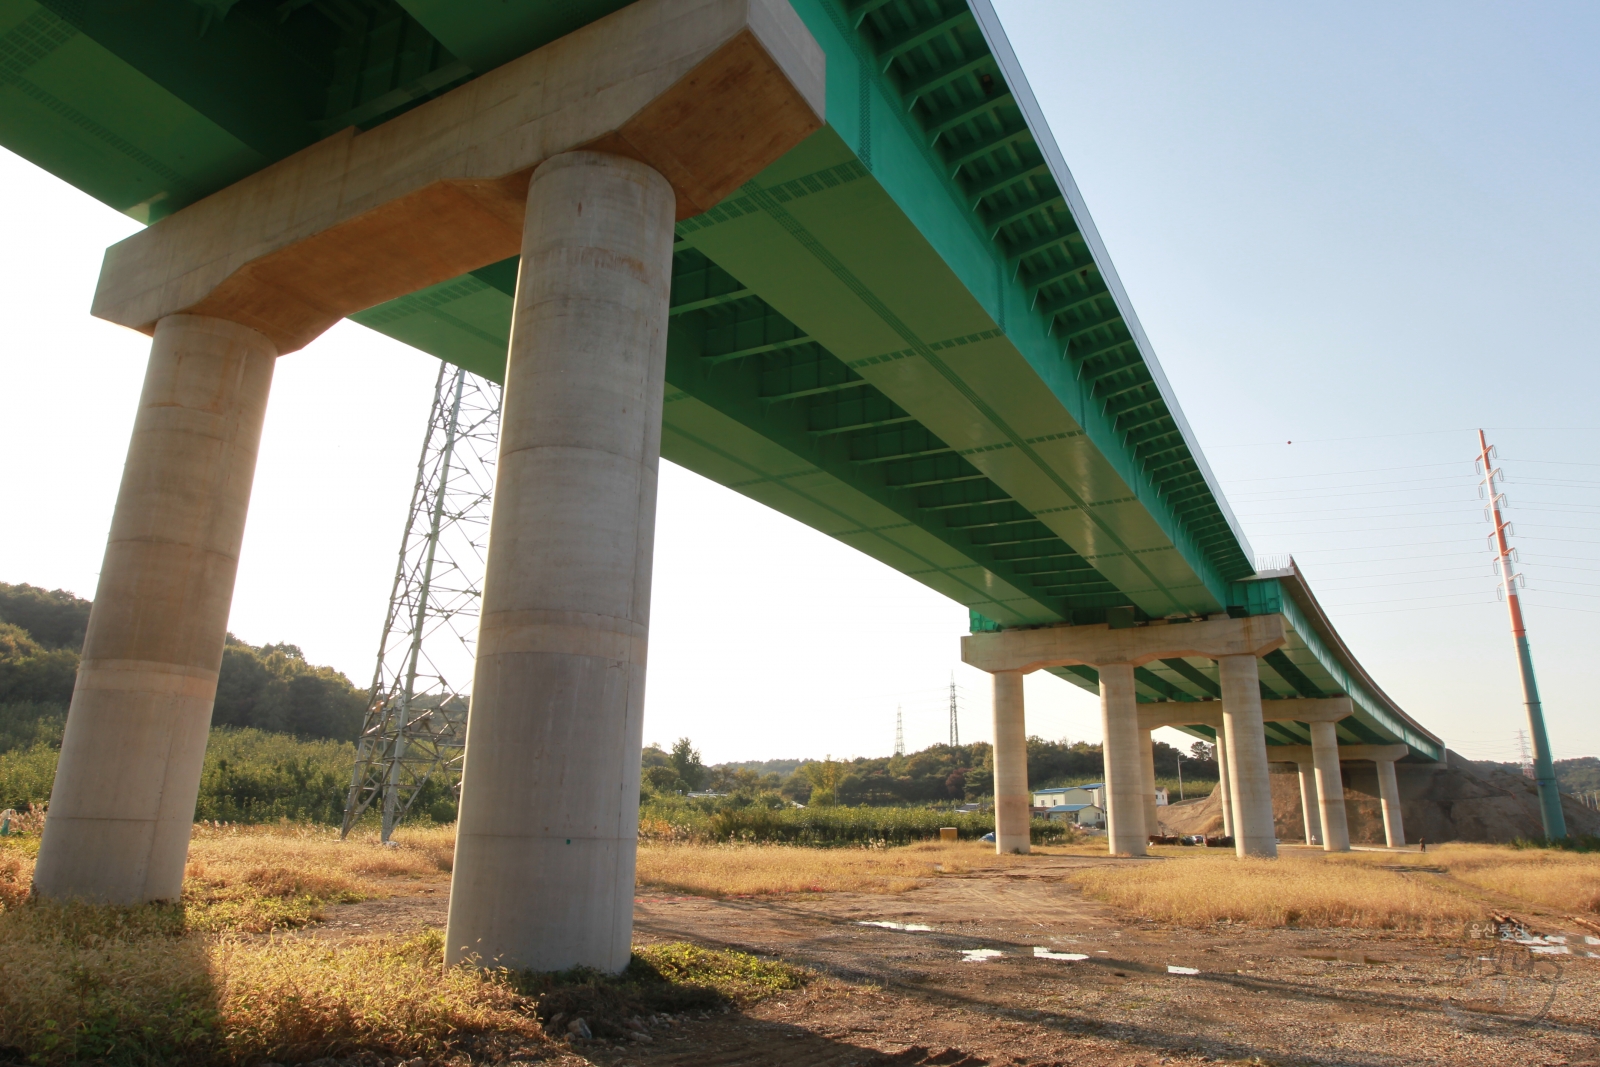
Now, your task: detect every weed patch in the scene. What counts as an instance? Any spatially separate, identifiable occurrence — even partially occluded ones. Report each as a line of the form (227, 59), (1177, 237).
(514, 943), (806, 1042)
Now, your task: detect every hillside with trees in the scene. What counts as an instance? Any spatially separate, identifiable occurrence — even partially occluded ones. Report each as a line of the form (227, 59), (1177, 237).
(0, 581), (370, 817)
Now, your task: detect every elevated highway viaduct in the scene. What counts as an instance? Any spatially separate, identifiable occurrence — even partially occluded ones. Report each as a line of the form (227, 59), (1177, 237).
(3, 0), (1442, 971)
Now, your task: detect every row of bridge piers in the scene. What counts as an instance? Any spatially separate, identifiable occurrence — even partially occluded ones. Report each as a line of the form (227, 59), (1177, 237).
(965, 616), (1411, 858)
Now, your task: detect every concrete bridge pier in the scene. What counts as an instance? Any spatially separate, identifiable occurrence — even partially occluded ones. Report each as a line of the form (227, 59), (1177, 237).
(1295, 762), (1322, 845)
(34, 315), (276, 903)
(1219, 654), (1277, 858)
(1375, 757), (1406, 847)
(1099, 664), (1147, 856)
(443, 152), (675, 972)
(1139, 726), (1159, 839)
(991, 670), (1030, 854)
(1215, 726), (1234, 838)
(1309, 720), (1351, 851)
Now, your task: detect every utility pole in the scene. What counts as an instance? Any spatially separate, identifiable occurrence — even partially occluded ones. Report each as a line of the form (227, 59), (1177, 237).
(894, 704), (905, 758)
(948, 675), (960, 748)
(1478, 430), (1566, 839)
(342, 363), (501, 841)
(1175, 749), (1183, 801)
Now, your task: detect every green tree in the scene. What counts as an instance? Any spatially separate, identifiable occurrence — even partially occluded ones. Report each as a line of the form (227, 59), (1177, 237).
(0, 582), (91, 652)
(210, 636), (366, 740)
(670, 737), (707, 791)
(802, 756), (842, 807)
(0, 623), (78, 706)
(642, 765), (686, 795)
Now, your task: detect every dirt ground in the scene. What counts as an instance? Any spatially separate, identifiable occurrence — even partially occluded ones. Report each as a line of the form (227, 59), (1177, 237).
(311, 850), (1600, 1067)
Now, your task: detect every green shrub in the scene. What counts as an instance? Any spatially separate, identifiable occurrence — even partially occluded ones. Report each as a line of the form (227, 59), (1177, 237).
(640, 797), (1071, 846)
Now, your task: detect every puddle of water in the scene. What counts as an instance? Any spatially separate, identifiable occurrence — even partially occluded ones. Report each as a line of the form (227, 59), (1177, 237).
(1167, 965), (1200, 975)
(857, 921), (932, 932)
(1032, 947), (1089, 960)
(961, 949), (1005, 963)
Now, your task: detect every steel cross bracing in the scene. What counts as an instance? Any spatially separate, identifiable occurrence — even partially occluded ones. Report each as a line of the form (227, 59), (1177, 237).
(341, 362), (500, 842)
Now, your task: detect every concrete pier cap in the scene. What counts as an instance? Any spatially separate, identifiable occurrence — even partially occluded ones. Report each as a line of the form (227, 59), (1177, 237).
(962, 616), (1286, 860)
(88, 0), (825, 353)
(45, 0), (824, 917)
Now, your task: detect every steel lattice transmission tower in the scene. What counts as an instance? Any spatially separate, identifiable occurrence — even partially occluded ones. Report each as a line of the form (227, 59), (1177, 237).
(341, 362), (501, 841)
(1477, 430), (1565, 839)
(948, 675), (960, 748)
(894, 704), (905, 758)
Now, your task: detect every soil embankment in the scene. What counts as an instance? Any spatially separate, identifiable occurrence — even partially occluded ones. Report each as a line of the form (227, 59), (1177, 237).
(1160, 749), (1600, 843)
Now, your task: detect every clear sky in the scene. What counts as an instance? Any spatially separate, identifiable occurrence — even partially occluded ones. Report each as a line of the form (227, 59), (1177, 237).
(2, 2), (1595, 766)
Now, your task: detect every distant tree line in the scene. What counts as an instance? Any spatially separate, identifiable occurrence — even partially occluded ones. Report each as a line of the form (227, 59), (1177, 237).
(0, 582), (367, 741)
(638, 731), (1221, 810)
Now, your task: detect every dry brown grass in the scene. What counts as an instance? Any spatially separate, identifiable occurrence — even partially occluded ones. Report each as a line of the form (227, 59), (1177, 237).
(181, 821), (454, 932)
(1069, 847), (1481, 932)
(1325, 843), (1600, 916)
(635, 839), (1068, 897)
(213, 929), (535, 1062)
(0, 828), (521, 1065)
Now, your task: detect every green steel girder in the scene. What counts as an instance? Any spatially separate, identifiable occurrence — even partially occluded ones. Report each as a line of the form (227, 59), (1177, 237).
(1005, 225), (1082, 263)
(1160, 657), (1223, 699)
(668, 288), (755, 316)
(1135, 666), (1191, 702)
(964, 159), (1050, 203)
(968, 524), (1058, 547)
(926, 89), (1016, 138)
(911, 479), (1013, 511)
(880, 451), (981, 487)
(1264, 648), (1329, 699)
(896, 51), (995, 105)
(1025, 257), (1096, 296)
(873, 6), (974, 69)
(946, 120), (1034, 170)
(847, 0), (899, 28)
(659, 246), (1128, 625)
(1, 0), (473, 220)
(988, 198), (1070, 240)
(846, 424), (952, 464)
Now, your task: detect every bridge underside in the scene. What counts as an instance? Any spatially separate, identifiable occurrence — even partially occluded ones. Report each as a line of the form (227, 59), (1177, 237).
(11, 0), (1450, 936)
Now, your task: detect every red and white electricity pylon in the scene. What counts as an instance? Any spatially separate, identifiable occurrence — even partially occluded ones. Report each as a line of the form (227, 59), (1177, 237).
(1477, 429), (1566, 839)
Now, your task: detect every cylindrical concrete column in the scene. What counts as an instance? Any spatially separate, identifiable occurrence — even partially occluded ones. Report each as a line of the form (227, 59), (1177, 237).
(1308, 720), (1350, 852)
(35, 315), (276, 904)
(991, 669), (1030, 854)
(1099, 663), (1145, 856)
(1375, 758), (1406, 848)
(444, 152), (676, 973)
(1218, 655), (1277, 858)
(1139, 727), (1158, 840)
(1214, 725), (1234, 838)
(1295, 762), (1322, 845)
(1294, 761), (1320, 845)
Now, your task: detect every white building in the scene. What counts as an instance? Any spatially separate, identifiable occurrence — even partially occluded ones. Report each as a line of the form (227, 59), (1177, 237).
(1032, 784), (1103, 810)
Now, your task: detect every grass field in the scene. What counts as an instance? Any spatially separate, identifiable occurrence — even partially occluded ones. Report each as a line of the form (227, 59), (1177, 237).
(7, 822), (1596, 1063)
(635, 839), (1048, 896)
(1067, 842), (1600, 932)
(0, 826), (526, 1065)
(0, 824), (814, 1066)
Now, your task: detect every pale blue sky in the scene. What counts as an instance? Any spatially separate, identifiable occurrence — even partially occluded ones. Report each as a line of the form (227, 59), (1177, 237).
(996, 1), (1600, 765)
(1, 3), (1594, 764)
